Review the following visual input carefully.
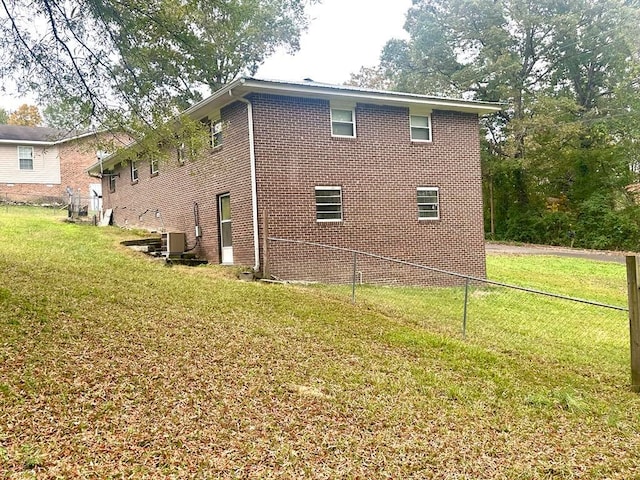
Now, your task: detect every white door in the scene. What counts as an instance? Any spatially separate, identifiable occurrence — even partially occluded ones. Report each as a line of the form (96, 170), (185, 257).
(219, 193), (233, 264)
(89, 183), (102, 213)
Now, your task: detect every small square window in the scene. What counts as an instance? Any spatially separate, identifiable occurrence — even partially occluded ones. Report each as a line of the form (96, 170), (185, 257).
(131, 160), (139, 182)
(417, 187), (439, 220)
(331, 108), (356, 137)
(18, 146), (33, 170)
(410, 115), (432, 142)
(211, 120), (223, 148)
(315, 186), (343, 222)
(150, 158), (159, 176)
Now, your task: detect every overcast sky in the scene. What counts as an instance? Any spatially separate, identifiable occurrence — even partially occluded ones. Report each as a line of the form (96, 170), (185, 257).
(0, 0), (412, 112)
(257, 0), (412, 84)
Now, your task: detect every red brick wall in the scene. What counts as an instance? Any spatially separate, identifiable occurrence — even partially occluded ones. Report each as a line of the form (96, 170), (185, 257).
(102, 93), (486, 285)
(249, 94), (486, 285)
(102, 102), (256, 266)
(0, 183), (64, 203)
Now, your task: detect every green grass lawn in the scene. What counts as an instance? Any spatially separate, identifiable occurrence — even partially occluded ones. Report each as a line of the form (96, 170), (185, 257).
(1, 207), (639, 478)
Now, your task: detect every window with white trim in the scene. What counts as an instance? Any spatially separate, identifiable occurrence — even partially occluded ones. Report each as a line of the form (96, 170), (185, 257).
(177, 143), (186, 165)
(417, 187), (439, 220)
(18, 146), (33, 170)
(211, 120), (223, 147)
(410, 115), (432, 142)
(108, 172), (116, 192)
(315, 186), (343, 222)
(331, 108), (356, 137)
(150, 158), (159, 175)
(131, 160), (139, 182)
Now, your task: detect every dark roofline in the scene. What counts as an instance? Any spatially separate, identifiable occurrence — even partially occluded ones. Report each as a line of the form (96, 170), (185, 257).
(0, 125), (101, 145)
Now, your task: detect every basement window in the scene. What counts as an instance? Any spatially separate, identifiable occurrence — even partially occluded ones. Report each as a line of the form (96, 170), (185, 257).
(315, 186), (343, 222)
(417, 187), (439, 220)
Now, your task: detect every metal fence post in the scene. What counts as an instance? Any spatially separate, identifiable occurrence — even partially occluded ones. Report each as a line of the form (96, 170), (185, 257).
(462, 278), (470, 339)
(626, 255), (640, 392)
(351, 252), (358, 304)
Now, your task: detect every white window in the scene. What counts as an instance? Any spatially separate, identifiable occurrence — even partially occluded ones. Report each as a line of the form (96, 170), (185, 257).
(315, 186), (343, 222)
(18, 146), (33, 170)
(177, 143), (186, 165)
(131, 160), (139, 182)
(150, 158), (159, 175)
(417, 187), (439, 220)
(108, 172), (116, 192)
(331, 108), (356, 137)
(411, 115), (432, 142)
(211, 120), (223, 147)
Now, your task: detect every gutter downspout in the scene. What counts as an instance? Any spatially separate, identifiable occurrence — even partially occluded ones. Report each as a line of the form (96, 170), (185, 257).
(229, 89), (260, 273)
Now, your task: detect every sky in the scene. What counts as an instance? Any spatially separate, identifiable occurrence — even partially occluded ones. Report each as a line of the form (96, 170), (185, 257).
(0, 0), (412, 111)
(257, 0), (412, 84)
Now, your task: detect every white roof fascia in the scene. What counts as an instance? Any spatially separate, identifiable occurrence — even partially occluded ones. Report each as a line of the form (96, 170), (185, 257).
(0, 140), (55, 146)
(239, 78), (503, 115)
(87, 77), (503, 174)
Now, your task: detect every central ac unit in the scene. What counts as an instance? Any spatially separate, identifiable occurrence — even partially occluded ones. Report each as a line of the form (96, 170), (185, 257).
(162, 232), (186, 256)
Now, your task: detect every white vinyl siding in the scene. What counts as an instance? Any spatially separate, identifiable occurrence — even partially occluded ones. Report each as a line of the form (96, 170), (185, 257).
(410, 115), (432, 142)
(417, 187), (439, 220)
(0, 144), (60, 184)
(331, 108), (356, 138)
(315, 186), (343, 222)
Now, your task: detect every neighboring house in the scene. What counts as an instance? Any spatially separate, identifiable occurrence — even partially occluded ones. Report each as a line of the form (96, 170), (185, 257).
(0, 125), (121, 208)
(88, 78), (501, 284)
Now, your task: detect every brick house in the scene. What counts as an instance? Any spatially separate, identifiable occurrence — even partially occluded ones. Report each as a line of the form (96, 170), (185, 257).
(0, 125), (121, 207)
(88, 78), (500, 284)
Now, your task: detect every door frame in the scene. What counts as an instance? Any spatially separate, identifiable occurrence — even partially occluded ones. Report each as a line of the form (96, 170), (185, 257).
(218, 193), (233, 264)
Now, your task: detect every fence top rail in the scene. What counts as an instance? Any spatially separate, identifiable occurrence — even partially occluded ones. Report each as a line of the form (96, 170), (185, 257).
(268, 236), (628, 312)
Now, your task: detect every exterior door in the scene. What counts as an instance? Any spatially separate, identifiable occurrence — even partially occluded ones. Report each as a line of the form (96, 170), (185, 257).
(89, 183), (102, 213)
(219, 193), (233, 264)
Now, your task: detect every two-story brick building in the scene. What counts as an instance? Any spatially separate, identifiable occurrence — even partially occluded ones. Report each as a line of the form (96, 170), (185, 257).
(88, 78), (501, 284)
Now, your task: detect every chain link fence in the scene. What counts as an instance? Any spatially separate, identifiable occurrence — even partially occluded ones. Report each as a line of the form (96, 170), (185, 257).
(1, 192), (102, 221)
(267, 237), (629, 382)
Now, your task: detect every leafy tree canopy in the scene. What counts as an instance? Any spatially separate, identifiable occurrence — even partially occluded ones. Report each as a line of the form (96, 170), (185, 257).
(7, 104), (42, 126)
(43, 97), (93, 130)
(0, 0), (315, 129)
(0, 108), (8, 124)
(362, 0), (640, 250)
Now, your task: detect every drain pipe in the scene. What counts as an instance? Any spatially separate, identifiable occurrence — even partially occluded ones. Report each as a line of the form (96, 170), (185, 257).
(229, 89), (260, 272)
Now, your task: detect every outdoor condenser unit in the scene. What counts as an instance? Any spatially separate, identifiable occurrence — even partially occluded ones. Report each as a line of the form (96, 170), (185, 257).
(162, 232), (186, 256)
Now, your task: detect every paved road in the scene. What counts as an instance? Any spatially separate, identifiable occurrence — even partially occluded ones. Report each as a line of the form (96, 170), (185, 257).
(486, 242), (631, 264)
